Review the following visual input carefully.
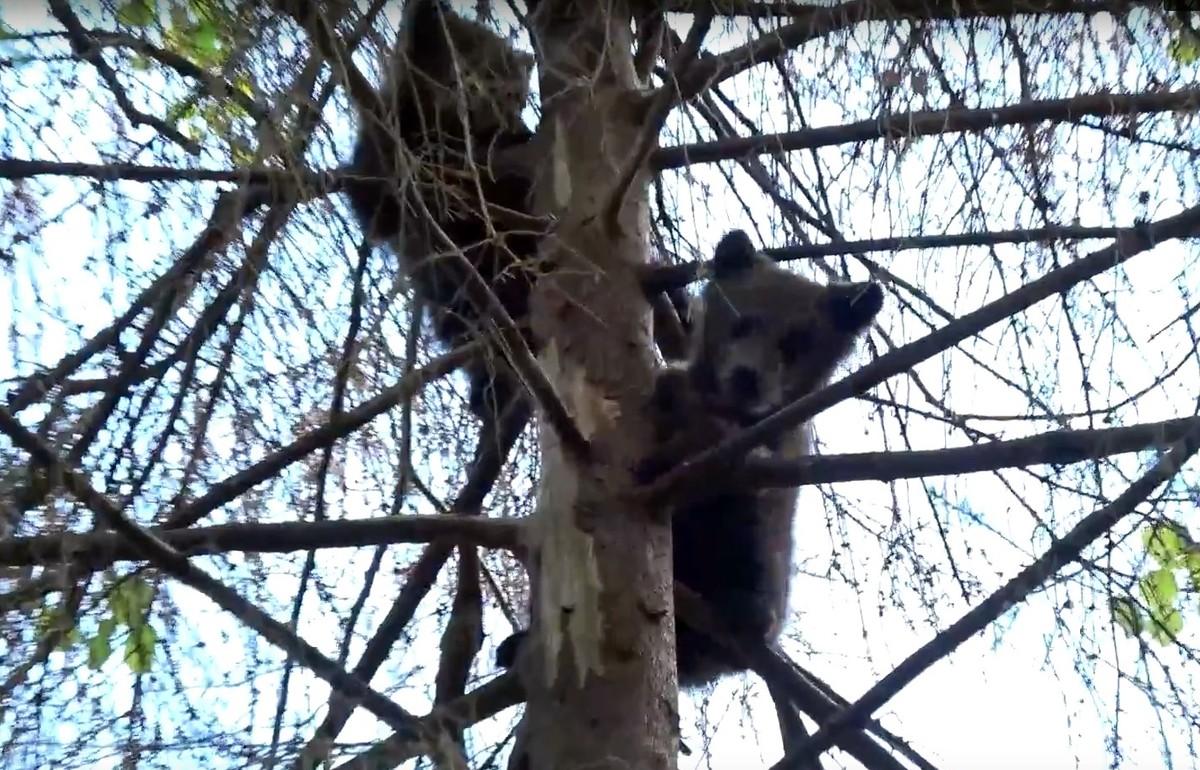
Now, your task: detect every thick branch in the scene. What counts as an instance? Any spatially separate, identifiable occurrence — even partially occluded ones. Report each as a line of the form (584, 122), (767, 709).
(654, 88), (1200, 170)
(645, 203), (1200, 500)
(0, 157), (326, 191)
(739, 416), (1200, 489)
(0, 407), (424, 740)
(0, 514), (521, 569)
(772, 422), (1200, 770)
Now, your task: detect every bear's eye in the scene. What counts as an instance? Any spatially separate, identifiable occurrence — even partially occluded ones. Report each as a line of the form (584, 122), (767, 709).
(730, 315), (761, 339)
(778, 327), (813, 363)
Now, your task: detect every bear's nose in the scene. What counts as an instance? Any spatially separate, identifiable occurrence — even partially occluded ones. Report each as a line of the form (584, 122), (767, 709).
(730, 367), (760, 401)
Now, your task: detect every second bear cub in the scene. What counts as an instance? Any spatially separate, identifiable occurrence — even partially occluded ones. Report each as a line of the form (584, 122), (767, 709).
(640, 229), (883, 687)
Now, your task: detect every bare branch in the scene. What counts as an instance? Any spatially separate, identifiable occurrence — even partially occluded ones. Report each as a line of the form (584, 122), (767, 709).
(654, 88), (1200, 170)
(89, 30), (273, 126)
(640, 223), (1132, 295)
(605, 9), (715, 231)
(163, 344), (479, 529)
(0, 514), (522, 569)
(329, 672), (524, 770)
(46, 0), (201, 153)
(0, 157), (328, 191)
(739, 415), (1200, 490)
(674, 0), (1150, 102)
(295, 403), (531, 768)
(4, 188), (258, 413)
(0, 406), (425, 740)
(772, 423), (1200, 770)
(672, 585), (913, 770)
(645, 203), (1200, 500)
(666, 0), (1126, 18)
(272, 0), (385, 118)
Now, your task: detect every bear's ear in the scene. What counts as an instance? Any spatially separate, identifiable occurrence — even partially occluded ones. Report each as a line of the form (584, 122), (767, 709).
(827, 281), (884, 333)
(711, 229), (758, 278)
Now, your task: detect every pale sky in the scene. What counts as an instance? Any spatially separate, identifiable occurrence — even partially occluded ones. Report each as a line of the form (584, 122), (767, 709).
(1, 3), (1198, 770)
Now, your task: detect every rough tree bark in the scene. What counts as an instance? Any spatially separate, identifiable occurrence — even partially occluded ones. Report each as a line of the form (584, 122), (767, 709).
(507, 2), (677, 768)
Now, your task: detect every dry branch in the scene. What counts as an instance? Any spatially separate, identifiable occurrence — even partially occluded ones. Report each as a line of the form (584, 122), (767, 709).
(5, 188), (256, 413)
(47, 0), (200, 152)
(329, 672), (524, 770)
(740, 416), (1200, 489)
(645, 203), (1200, 500)
(640, 223), (1132, 295)
(163, 344), (477, 529)
(294, 403), (531, 768)
(654, 88), (1200, 170)
(672, 586), (914, 770)
(674, 0), (1151, 102)
(0, 406), (424, 740)
(273, 0), (384, 118)
(0, 157), (326, 191)
(772, 421), (1200, 769)
(0, 514), (521, 569)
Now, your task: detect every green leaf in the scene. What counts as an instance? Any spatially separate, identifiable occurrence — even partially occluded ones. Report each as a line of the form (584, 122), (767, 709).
(1142, 520), (1192, 568)
(111, 588), (130, 627)
(124, 623), (157, 674)
(191, 20), (220, 57)
(87, 633), (113, 669)
(1170, 27), (1200, 66)
(117, 0), (156, 27)
(0, 23), (17, 40)
(230, 139), (256, 167)
(232, 73), (254, 99)
(98, 615), (118, 640)
(1147, 606), (1184, 645)
(1110, 596), (1142, 638)
(1139, 567), (1180, 609)
(111, 577), (154, 630)
(1185, 551), (1200, 592)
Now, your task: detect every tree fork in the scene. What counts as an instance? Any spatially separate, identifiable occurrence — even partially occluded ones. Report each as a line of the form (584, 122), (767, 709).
(509, 2), (677, 769)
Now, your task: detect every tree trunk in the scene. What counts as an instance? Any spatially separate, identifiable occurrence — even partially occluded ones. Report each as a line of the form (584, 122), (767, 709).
(508, 2), (677, 769)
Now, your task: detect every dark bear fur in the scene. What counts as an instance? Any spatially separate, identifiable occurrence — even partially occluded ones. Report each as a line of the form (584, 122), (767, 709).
(643, 229), (884, 687)
(497, 230), (884, 689)
(343, 0), (543, 430)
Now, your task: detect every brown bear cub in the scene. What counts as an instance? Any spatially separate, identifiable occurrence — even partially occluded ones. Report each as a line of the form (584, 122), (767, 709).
(639, 228), (883, 686)
(343, 0), (541, 436)
(497, 230), (883, 689)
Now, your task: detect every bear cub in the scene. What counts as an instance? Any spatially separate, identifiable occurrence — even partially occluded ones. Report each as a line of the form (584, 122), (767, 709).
(640, 229), (883, 687)
(343, 0), (542, 437)
(497, 230), (884, 689)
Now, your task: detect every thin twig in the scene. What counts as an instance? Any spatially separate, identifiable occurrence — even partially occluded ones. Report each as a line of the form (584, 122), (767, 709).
(0, 407), (425, 740)
(772, 421), (1200, 770)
